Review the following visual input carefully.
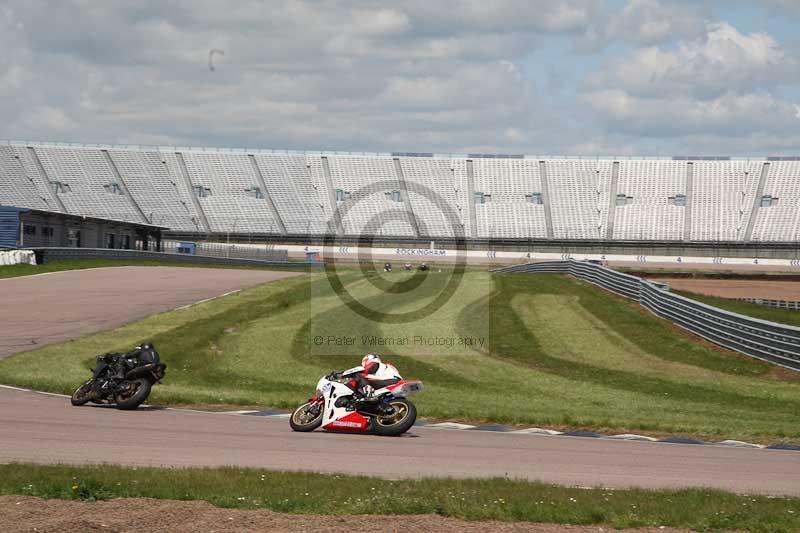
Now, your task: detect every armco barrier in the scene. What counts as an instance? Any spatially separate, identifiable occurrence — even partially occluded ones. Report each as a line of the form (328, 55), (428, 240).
(568, 260), (642, 300)
(30, 247), (320, 269)
(494, 260), (800, 371)
(496, 261), (571, 274)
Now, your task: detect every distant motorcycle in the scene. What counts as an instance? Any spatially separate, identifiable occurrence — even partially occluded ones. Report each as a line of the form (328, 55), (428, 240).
(70, 343), (166, 410)
(290, 367), (423, 436)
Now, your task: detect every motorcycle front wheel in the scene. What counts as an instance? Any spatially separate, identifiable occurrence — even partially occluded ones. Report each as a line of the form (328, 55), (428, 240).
(373, 398), (417, 436)
(115, 378), (151, 410)
(289, 401), (323, 432)
(70, 381), (93, 406)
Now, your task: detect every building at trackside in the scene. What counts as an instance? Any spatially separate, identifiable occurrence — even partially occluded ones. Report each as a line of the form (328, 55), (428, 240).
(0, 204), (165, 250)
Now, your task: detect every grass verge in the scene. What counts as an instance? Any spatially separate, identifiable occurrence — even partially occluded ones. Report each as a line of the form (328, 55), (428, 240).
(1, 463), (798, 532)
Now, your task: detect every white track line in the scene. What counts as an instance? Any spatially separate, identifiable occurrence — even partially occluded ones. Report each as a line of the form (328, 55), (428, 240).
(0, 384), (70, 398)
(173, 289), (241, 310)
(0, 266), (124, 282)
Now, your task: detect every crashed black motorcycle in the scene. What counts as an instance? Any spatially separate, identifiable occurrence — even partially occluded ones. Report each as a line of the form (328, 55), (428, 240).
(70, 342), (166, 410)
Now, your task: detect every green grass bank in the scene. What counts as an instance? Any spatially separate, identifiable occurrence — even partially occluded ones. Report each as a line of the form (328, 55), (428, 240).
(1, 464), (798, 532)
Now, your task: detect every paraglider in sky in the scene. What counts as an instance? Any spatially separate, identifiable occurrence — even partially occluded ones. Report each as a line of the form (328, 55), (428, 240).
(208, 49), (225, 71)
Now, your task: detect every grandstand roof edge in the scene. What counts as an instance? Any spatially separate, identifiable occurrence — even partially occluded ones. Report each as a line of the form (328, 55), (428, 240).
(0, 139), (784, 161)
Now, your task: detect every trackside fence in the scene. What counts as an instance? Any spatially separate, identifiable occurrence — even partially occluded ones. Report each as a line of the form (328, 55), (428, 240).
(494, 260), (800, 371)
(28, 247), (320, 269)
(160, 240), (290, 262)
(737, 298), (800, 311)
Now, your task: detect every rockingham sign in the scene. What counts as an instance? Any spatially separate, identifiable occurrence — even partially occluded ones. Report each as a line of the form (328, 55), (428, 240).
(395, 247), (448, 257)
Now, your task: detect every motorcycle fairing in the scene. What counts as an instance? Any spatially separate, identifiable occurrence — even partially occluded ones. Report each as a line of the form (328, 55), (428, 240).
(318, 377), (370, 432)
(323, 411), (369, 431)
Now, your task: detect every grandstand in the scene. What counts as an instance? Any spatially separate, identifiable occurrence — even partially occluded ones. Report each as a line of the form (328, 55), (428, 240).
(1, 141), (799, 245)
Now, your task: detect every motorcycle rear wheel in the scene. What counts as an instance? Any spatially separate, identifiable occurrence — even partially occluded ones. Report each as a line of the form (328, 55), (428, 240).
(290, 401), (323, 432)
(70, 381), (92, 406)
(115, 378), (151, 410)
(373, 398), (417, 436)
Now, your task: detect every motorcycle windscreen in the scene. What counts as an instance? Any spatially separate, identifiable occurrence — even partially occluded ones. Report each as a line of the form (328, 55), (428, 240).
(340, 365), (364, 376)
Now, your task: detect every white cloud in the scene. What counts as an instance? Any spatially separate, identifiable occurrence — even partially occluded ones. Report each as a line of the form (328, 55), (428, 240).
(577, 0), (707, 50)
(21, 106), (75, 133)
(588, 22), (795, 98)
(401, 0), (602, 33)
(350, 8), (411, 36)
(377, 63), (526, 111)
(669, 131), (800, 156)
(584, 90), (799, 136)
(583, 20), (800, 147)
(609, 0), (706, 45)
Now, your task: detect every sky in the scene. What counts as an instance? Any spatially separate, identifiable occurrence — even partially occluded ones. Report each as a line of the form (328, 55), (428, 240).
(1, 0), (799, 156)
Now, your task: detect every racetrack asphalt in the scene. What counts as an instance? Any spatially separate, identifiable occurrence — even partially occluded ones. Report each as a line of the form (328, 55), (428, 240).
(2, 387), (798, 496)
(0, 266), (303, 359)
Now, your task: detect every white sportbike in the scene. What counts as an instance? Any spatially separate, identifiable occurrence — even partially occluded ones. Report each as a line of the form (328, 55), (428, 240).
(290, 367), (423, 436)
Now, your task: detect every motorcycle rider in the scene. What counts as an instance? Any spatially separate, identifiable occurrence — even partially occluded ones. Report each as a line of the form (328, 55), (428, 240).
(343, 354), (402, 401)
(102, 342), (158, 382)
